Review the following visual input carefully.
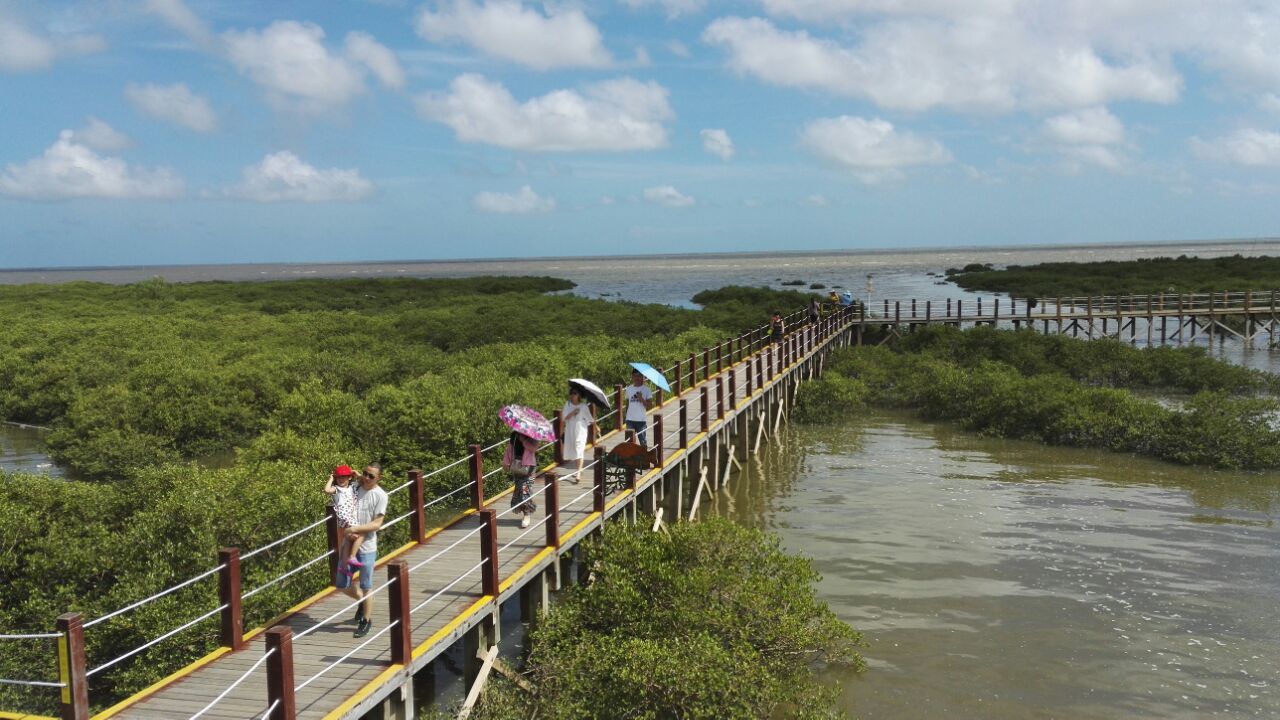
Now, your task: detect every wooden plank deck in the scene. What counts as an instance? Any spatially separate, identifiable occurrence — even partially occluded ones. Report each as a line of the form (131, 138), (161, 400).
(102, 326), (832, 720)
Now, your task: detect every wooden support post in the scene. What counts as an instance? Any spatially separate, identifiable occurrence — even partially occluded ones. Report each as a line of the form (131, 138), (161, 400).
(217, 548), (244, 650)
(325, 507), (340, 581)
(553, 410), (564, 465)
(388, 561), (411, 665)
(730, 367), (738, 408)
(469, 444), (485, 511)
(614, 384), (625, 433)
(688, 353), (697, 386)
(407, 469), (426, 544)
(674, 359), (683, 396)
(593, 447), (606, 514)
(265, 626), (296, 720)
(56, 613), (88, 720)
(716, 376), (725, 420)
(654, 413), (664, 463)
(700, 387), (710, 433)
(716, 342), (724, 374)
(702, 347), (711, 380)
(479, 509), (499, 597)
(679, 400), (689, 449)
(544, 473), (560, 548)
(755, 353), (763, 391)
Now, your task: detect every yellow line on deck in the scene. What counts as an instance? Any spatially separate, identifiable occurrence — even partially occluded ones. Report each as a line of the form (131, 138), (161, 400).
(91, 647), (233, 719)
(321, 663), (404, 720)
(497, 546), (556, 594)
(412, 597), (491, 662)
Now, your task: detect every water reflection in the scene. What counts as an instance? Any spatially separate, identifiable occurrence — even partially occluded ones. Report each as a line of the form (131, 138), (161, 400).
(0, 423), (62, 477)
(710, 411), (1280, 719)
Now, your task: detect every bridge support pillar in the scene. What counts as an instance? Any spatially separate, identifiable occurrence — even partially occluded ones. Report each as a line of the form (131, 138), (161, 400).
(463, 614), (497, 690)
(370, 679), (413, 720)
(520, 568), (549, 621)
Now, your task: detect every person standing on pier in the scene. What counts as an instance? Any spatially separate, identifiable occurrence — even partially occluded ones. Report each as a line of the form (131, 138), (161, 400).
(770, 311), (786, 343)
(560, 385), (596, 484)
(625, 368), (653, 447)
(503, 432), (540, 528)
(336, 464), (386, 638)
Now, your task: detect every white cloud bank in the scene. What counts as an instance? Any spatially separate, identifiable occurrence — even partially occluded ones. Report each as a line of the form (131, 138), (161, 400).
(1043, 106), (1126, 170)
(473, 185), (555, 214)
(1192, 129), (1280, 167)
(0, 14), (104, 72)
(644, 185), (695, 207)
(126, 83), (218, 132)
(701, 128), (735, 160)
(417, 74), (673, 151)
(226, 151), (374, 202)
(416, 0), (612, 70)
(800, 116), (951, 183)
(0, 129), (182, 200)
(70, 118), (131, 152)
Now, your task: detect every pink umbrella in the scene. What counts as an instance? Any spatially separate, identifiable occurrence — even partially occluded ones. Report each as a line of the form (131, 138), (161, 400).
(499, 404), (557, 442)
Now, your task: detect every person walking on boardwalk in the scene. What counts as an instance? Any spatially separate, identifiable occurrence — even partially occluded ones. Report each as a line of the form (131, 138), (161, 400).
(770, 310), (786, 343)
(560, 384), (597, 484)
(808, 297), (821, 325)
(323, 465), (367, 580)
(625, 368), (653, 447)
(336, 463), (387, 638)
(503, 432), (540, 528)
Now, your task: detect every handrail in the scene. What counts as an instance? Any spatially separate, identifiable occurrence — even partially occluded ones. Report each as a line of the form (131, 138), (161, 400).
(87, 603), (229, 676)
(294, 619), (400, 692)
(188, 647), (277, 720)
(83, 564), (226, 629)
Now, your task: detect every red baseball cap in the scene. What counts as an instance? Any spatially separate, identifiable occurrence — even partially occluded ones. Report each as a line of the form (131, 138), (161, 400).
(334, 465), (354, 477)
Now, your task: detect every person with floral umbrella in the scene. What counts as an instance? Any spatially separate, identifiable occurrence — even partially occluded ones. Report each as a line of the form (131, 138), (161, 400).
(499, 405), (554, 528)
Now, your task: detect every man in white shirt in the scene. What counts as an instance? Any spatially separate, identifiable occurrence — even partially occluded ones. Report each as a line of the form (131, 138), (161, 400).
(336, 464), (387, 638)
(625, 369), (653, 447)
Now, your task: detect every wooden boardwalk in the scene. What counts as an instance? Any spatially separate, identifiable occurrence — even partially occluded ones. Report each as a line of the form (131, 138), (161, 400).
(72, 312), (856, 720)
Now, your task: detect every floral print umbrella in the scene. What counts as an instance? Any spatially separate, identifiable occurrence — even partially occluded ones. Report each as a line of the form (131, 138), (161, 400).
(499, 404), (557, 442)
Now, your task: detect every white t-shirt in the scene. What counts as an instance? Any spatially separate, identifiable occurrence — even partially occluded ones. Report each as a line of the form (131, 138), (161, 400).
(352, 485), (389, 553)
(625, 384), (653, 422)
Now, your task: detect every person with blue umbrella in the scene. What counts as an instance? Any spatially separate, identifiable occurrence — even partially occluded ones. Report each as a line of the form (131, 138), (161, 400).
(625, 362), (668, 447)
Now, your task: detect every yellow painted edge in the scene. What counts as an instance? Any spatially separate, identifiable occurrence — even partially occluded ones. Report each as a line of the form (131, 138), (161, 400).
(0, 713), (57, 720)
(90, 646), (233, 719)
(604, 488), (634, 511)
(558, 512), (602, 546)
(497, 546), (556, 594)
(412, 596), (491, 661)
(320, 663), (404, 720)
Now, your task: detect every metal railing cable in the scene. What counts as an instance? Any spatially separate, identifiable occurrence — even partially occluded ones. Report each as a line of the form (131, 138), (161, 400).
(378, 507), (417, 532)
(495, 481), (552, 519)
(423, 480), (475, 510)
(240, 516), (330, 561)
(410, 561), (485, 615)
(291, 576), (398, 644)
(294, 619), (400, 693)
(386, 454), (473, 497)
(407, 525), (484, 574)
(84, 564), (226, 629)
(242, 549), (335, 601)
(256, 699), (281, 720)
(87, 603), (229, 676)
(0, 678), (65, 688)
(187, 647), (277, 720)
(0, 632), (61, 639)
(499, 514), (551, 553)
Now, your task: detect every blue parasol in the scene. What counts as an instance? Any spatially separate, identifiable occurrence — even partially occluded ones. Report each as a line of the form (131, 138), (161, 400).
(628, 362), (672, 392)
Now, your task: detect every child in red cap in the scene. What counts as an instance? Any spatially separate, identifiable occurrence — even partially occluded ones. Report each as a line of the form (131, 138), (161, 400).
(324, 465), (366, 578)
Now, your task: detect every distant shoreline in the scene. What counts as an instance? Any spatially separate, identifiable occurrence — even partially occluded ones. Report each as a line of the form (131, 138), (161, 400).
(4, 235), (1279, 276)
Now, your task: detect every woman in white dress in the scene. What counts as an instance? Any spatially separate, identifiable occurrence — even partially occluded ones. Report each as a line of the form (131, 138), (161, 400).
(560, 385), (597, 483)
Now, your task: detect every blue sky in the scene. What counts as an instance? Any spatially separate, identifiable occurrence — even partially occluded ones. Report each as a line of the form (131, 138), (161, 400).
(1, 0), (1279, 268)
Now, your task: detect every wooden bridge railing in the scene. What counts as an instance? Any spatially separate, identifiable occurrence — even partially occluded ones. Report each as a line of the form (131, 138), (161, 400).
(1, 303), (851, 720)
(860, 290), (1280, 325)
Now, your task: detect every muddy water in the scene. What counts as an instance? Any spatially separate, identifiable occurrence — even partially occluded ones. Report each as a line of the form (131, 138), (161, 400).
(708, 411), (1280, 719)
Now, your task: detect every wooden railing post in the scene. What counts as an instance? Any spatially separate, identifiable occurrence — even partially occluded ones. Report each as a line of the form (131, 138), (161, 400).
(687, 353), (697, 386)
(479, 509), (499, 596)
(716, 342), (724, 375)
(217, 548), (244, 650)
(469, 444), (485, 511)
(408, 469), (426, 544)
(729, 368), (738, 409)
(614, 384), (626, 433)
(388, 561), (411, 665)
(654, 413), (664, 461)
(755, 353), (764, 390)
(593, 447), (606, 513)
(545, 473), (560, 548)
(325, 507), (340, 580)
(702, 347), (711, 380)
(674, 359), (683, 396)
(700, 387), (710, 432)
(717, 376), (725, 420)
(265, 626), (296, 720)
(56, 613), (88, 720)
(553, 410), (564, 465)
(679, 400), (689, 449)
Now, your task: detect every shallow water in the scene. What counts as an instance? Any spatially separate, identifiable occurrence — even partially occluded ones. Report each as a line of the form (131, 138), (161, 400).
(708, 411), (1280, 718)
(0, 424), (62, 478)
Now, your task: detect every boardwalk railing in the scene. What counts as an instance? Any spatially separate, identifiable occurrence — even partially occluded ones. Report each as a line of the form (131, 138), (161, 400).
(862, 290), (1280, 326)
(1, 304), (833, 719)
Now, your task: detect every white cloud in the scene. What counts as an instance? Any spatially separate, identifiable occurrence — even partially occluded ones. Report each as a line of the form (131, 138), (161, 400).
(800, 115), (951, 183)
(644, 185), (695, 207)
(125, 83), (218, 133)
(344, 31), (406, 90)
(1191, 129), (1280, 167)
(226, 151), (374, 202)
(0, 130), (182, 200)
(417, 74), (673, 152)
(622, 0), (707, 19)
(145, 0), (213, 47)
(70, 117), (131, 152)
(473, 185), (555, 214)
(667, 40), (691, 58)
(1043, 107), (1126, 170)
(415, 0), (612, 70)
(703, 15), (1181, 112)
(223, 21), (400, 111)
(701, 128), (735, 160)
(0, 15), (104, 72)
(803, 193), (829, 206)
